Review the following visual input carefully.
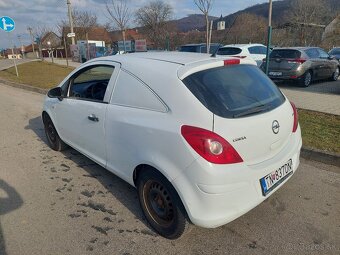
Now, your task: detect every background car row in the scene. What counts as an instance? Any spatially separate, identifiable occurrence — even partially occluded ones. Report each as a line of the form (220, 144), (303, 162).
(179, 43), (340, 87)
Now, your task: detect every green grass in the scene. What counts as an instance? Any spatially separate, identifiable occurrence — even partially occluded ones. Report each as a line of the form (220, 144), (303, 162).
(299, 109), (340, 154)
(0, 61), (74, 89)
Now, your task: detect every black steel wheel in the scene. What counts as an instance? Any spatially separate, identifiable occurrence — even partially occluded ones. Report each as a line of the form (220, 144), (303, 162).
(43, 113), (67, 151)
(137, 169), (190, 239)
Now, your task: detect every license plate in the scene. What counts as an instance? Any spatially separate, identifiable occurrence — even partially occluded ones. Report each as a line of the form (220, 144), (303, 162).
(260, 159), (293, 196)
(269, 71), (282, 77)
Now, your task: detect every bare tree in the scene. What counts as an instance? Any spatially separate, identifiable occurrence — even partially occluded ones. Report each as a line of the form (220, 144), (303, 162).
(135, 1), (173, 49)
(194, 0), (213, 53)
(58, 9), (98, 43)
(31, 25), (50, 59)
(227, 13), (267, 44)
(289, 0), (332, 46)
(106, 0), (131, 49)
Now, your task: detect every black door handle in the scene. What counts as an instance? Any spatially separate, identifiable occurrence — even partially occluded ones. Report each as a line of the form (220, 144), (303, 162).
(88, 114), (99, 122)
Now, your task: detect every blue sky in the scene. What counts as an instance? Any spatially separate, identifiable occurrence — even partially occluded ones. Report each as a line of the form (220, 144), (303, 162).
(0, 0), (271, 49)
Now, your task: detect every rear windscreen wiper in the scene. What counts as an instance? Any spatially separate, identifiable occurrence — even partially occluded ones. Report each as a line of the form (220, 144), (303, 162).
(233, 105), (270, 118)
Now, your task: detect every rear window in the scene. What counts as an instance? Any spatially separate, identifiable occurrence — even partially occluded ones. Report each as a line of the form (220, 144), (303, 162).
(217, 47), (242, 55)
(270, 49), (301, 59)
(182, 65), (285, 118)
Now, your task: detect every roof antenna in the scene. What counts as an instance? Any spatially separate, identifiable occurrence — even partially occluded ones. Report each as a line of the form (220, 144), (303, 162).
(211, 45), (221, 57)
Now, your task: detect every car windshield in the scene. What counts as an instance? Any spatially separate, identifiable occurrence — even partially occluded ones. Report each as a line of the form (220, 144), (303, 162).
(182, 65), (285, 118)
(329, 48), (340, 55)
(270, 49), (301, 59)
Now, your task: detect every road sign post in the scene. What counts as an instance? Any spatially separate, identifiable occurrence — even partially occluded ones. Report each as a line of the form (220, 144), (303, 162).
(0, 16), (19, 77)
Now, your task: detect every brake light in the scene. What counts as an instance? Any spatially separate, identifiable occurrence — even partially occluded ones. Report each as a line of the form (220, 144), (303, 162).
(181, 125), (243, 164)
(224, 59), (240, 65)
(288, 58), (306, 64)
(290, 102), (298, 132)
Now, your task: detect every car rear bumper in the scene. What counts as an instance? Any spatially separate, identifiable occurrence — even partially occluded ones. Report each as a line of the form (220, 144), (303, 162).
(173, 127), (302, 228)
(267, 69), (305, 80)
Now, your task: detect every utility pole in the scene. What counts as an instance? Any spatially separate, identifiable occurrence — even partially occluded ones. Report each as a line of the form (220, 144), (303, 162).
(17, 35), (25, 59)
(67, 0), (75, 45)
(27, 27), (37, 58)
(265, 0), (273, 75)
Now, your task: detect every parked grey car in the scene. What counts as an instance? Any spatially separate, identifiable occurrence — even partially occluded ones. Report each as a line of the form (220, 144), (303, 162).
(261, 47), (340, 87)
(329, 47), (340, 62)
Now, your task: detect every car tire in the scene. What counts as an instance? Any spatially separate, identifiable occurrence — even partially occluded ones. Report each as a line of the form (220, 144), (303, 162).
(43, 114), (68, 151)
(137, 168), (191, 239)
(330, 67), (339, 81)
(299, 70), (312, 87)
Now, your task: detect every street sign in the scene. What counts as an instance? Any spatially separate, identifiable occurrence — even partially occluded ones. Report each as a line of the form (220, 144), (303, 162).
(0, 16), (15, 32)
(67, 32), (75, 38)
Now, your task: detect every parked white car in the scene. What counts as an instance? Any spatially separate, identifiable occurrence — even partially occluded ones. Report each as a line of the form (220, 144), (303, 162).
(43, 52), (302, 239)
(217, 43), (268, 66)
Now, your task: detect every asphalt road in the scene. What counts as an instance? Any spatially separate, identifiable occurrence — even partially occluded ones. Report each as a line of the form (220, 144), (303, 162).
(276, 79), (340, 95)
(0, 83), (339, 255)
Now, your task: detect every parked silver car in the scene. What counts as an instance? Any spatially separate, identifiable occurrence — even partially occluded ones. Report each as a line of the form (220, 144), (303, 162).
(261, 47), (340, 87)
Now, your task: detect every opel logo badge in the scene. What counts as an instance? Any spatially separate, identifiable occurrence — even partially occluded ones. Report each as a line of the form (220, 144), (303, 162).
(272, 120), (280, 134)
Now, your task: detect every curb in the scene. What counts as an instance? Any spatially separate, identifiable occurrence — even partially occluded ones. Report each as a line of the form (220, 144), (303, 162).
(0, 78), (48, 95)
(1, 78), (339, 168)
(301, 147), (340, 168)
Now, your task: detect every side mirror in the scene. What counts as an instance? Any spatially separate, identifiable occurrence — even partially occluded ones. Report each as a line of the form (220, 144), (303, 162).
(328, 56), (335, 60)
(47, 87), (63, 101)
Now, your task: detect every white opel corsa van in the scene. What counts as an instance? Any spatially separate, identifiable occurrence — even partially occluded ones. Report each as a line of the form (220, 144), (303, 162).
(42, 52), (302, 239)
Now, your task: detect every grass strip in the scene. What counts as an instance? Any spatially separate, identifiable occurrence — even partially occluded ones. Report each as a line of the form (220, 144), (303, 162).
(0, 61), (74, 89)
(299, 109), (340, 154)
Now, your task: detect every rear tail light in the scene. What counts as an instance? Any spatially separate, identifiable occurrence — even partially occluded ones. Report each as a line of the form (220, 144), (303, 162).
(290, 102), (299, 132)
(288, 58), (306, 64)
(224, 59), (240, 65)
(181, 125), (243, 164)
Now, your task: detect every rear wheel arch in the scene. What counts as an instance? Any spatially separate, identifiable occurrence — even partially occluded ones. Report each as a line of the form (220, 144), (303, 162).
(133, 164), (191, 239)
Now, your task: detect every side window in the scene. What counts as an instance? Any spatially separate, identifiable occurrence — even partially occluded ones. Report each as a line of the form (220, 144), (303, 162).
(111, 70), (167, 112)
(317, 48), (329, 59)
(258, 46), (267, 54)
(69, 65), (114, 102)
(305, 49), (320, 59)
(248, 46), (258, 54)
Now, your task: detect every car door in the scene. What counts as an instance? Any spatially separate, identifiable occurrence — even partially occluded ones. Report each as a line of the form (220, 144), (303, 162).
(305, 48), (324, 79)
(248, 46), (267, 66)
(317, 48), (333, 77)
(53, 62), (119, 166)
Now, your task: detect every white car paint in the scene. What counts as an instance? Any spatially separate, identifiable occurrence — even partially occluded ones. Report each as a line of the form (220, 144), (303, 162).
(43, 52), (302, 229)
(217, 43), (268, 66)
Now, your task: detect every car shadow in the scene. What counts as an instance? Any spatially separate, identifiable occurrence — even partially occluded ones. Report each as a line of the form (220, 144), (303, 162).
(25, 116), (149, 229)
(0, 179), (24, 255)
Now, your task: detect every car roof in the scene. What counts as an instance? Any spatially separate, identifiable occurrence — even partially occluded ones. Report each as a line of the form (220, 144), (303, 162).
(222, 44), (265, 48)
(91, 51), (225, 66)
(272, 47), (319, 51)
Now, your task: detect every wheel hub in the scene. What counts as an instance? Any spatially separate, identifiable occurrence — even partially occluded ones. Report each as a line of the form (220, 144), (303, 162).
(144, 180), (174, 225)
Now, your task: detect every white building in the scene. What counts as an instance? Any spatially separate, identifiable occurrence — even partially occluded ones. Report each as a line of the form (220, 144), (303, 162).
(217, 15), (225, 31)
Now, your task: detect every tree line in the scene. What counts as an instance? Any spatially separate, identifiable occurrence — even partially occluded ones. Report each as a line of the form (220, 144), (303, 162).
(27, 0), (339, 53)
